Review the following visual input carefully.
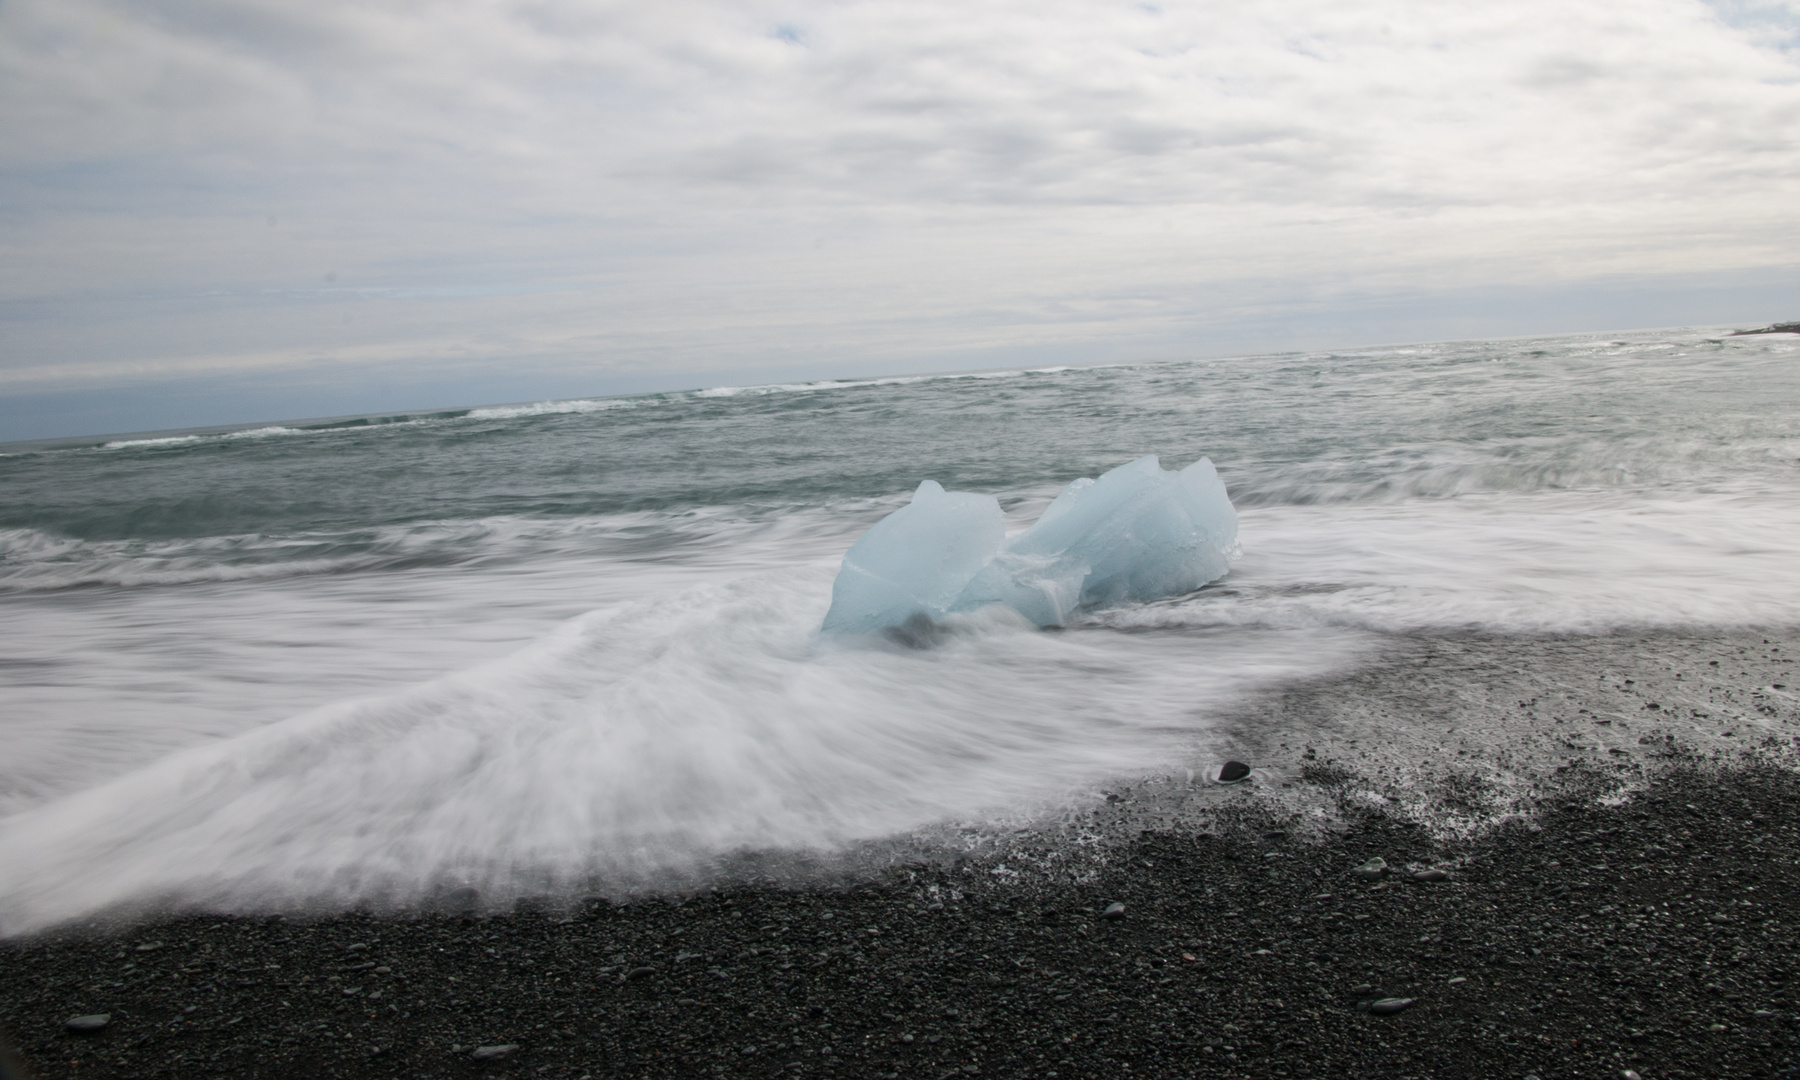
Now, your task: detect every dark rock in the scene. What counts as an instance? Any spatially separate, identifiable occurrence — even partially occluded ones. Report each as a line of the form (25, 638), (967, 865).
(625, 965), (657, 981)
(1369, 998), (1415, 1015)
(65, 1014), (110, 1033)
(1099, 902), (1126, 921)
(1729, 321), (1800, 336)
(1411, 869), (1450, 882)
(471, 1043), (519, 1060)
(1218, 761), (1252, 783)
(1352, 857), (1387, 879)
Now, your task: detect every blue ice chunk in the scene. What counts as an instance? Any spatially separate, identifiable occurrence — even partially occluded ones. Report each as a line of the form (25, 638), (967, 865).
(956, 455), (1237, 626)
(820, 480), (1007, 634)
(822, 456), (1237, 634)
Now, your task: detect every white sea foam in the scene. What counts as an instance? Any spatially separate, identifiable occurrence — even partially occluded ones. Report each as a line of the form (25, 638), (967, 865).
(0, 564), (1350, 935)
(0, 510), (867, 815)
(225, 426), (305, 439)
(99, 434), (207, 450)
(4, 478), (1800, 933)
(1102, 486), (1800, 635)
(465, 398), (647, 420)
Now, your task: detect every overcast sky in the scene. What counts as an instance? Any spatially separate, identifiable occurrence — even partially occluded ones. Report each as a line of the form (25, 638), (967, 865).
(3, 0), (1799, 439)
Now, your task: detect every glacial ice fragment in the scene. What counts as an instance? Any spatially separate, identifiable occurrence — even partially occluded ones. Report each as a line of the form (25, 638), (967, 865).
(819, 480), (1008, 635)
(958, 455), (1238, 626)
(821, 456), (1238, 634)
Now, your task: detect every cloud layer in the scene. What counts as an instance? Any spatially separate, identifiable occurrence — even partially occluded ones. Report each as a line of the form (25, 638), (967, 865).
(3, 0), (1799, 432)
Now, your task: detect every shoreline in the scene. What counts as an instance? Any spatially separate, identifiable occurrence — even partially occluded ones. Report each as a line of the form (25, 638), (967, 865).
(2, 762), (1797, 1079)
(4, 627), (1799, 1079)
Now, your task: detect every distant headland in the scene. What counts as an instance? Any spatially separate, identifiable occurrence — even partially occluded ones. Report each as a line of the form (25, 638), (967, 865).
(1728, 320), (1800, 335)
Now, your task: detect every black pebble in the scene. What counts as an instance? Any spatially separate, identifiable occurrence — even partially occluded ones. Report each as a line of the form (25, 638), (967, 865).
(471, 1043), (519, 1060)
(625, 965), (657, 981)
(1219, 761), (1252, 782)
(65, 1014), (109, 1033)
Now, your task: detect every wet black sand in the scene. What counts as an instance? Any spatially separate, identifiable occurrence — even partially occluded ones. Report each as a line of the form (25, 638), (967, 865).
(5, 759), (1798, 1080)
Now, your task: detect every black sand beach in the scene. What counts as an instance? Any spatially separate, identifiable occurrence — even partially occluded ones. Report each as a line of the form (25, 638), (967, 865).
(5, 630), (1799, 1080)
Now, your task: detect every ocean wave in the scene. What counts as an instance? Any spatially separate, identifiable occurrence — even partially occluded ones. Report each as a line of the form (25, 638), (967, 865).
(0, 507), (871, 593)
(693, 365), (1075, 399)
(100, 424), (361, 452)
(1093, 488), (1800, 635)
(100, 434), (207, 450)
(1224, 438), (1800, 507)
(80, 366), (1090, 452)
(90, 413), (474, 454)
(465, 398), (648, 420)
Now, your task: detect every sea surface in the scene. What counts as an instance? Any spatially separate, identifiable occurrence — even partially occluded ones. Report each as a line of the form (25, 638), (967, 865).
(2, 328), (1798, 932)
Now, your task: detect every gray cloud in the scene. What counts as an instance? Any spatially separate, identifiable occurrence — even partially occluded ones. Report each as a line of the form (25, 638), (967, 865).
(2, 0), (1799, 434)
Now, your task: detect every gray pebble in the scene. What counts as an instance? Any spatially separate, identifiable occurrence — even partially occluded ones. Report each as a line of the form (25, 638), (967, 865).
(471, 1043), (519, 1060)
(1369, 997), (1415, 1015)
(1100, 902), (1126, 921)
(1411, 869), (1449, 883)
(1352, 858), (1388, 879)
(65, 1014), (110, 1032)
(1218, 761), (1252, 783)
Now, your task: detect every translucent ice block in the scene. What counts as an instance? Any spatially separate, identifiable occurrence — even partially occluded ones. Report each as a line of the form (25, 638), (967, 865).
(819, 480), (1008, 634)
(822, 457), (1237, 633)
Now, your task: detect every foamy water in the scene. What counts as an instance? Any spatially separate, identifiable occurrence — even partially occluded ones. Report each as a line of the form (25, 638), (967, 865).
(2, 328), (1798, 934)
